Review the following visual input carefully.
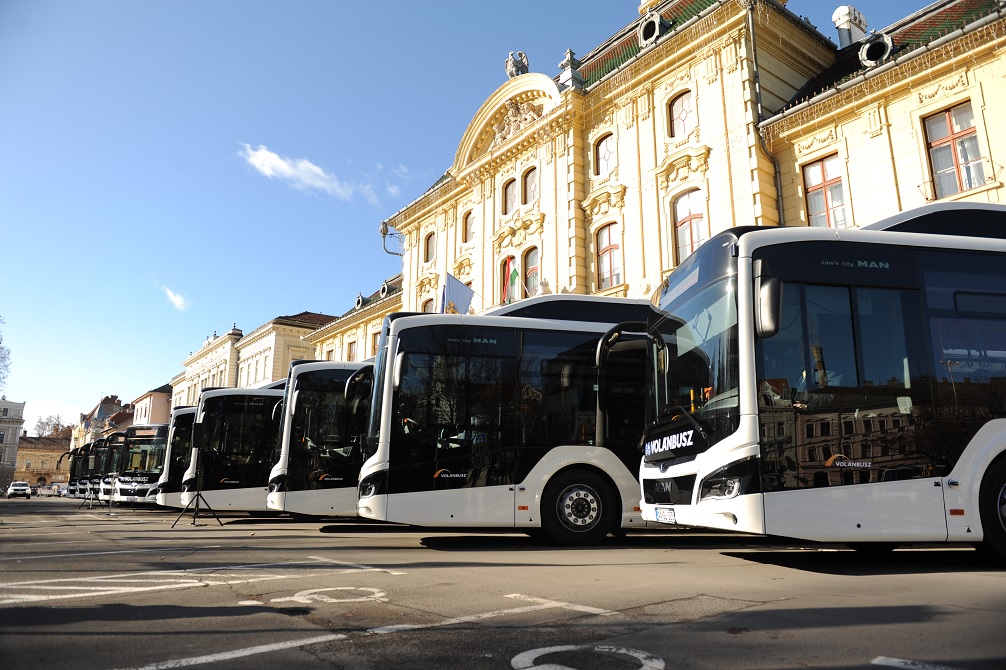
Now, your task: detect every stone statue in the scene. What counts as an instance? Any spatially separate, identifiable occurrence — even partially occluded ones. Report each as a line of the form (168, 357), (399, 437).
(505, 50), (529, 79)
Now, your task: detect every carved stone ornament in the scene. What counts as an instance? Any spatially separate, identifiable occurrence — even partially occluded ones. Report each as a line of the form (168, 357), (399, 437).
(581, 184), (627, 223)
(505, 51), (529, 79)
(416, 273), (439, 296)
(454, 256), (473, 279)
(492, 212), (544, 254)
(656, 145), (710, 191)
(490, 99), (543, 150)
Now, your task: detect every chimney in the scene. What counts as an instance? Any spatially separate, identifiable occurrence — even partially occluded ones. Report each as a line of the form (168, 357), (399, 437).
(832, 5), (868, 48)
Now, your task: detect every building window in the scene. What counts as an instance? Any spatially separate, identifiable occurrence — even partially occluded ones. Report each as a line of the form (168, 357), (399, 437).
(524, 247), (539, 297)
(501, 255), (519, 304)
(462, 211), (474, 243)
(325, 349), (334, 360)
(0, 432), (5, 443)
(594, 133), (615, 177)
(372, 332), (380, 356)
(503, 178), (517, 215)
(925, 101), (985, 198)
(668, 91), (696, 138)
(522, 167), (538, 205)
(422, 299), (435, 313)
(803, 154), (847, 228)
(596, 223), (622, 290)
(424, 232), (436, 263)
(674, 189), (706, 263)
(347, 341), (357, 362)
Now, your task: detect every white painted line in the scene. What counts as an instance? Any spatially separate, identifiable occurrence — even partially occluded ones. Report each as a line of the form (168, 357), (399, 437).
(367, 593), (617, 635)
(107, 633), (346, 670)
(0, 546), (222, 562)
(0, 556), (403, 606)
(872, 657), (959, 670)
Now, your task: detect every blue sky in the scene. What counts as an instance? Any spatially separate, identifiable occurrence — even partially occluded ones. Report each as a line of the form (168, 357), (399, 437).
(0, 0), (923, 433)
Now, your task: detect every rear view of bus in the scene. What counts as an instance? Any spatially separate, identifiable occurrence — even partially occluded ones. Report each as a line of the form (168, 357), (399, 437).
(266, 361), (368, 516)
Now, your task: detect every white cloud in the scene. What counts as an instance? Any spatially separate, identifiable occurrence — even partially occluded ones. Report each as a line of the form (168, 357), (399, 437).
(239, 143), (367, 202)
(162, 285), (189, 311)
(385, 181), (401, 198)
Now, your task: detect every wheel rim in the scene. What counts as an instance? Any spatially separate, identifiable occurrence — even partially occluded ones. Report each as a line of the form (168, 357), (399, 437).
(997, 480), (1006, 533)
(555, 484), (601, 532)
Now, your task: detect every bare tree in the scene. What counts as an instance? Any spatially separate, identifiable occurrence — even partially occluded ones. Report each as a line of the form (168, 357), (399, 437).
(0, 316), (10, 390)
(35, 414), (70, 438)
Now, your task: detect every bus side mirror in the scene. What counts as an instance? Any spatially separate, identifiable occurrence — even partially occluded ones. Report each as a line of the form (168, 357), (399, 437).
(393, 352), (405, 389)
(754, 260), (781, 339)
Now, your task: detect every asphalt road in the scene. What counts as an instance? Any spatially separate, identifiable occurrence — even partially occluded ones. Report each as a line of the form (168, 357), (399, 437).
(2, 495), (1005, 670)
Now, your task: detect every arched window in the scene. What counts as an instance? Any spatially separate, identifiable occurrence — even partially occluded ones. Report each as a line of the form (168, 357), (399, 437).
(421, 299), (435, 313)
(594, 133), (615, 177)
(522, 167), (538, 205)
(596, 223), (622, 290)
(523, 247), (539, 297)
(462, 211), (474, 243)
(501, 255), (518, 304)
(803, 155), (847, 228)
(424, 232), (436, 263)
(668, 91), (696, 138)
(503, 178), (518, 215)
(674, 189), (706, 263)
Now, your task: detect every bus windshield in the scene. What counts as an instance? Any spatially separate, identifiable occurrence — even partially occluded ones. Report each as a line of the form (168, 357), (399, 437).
(125, 426), (169, 473)
(646, 272), (741, 459)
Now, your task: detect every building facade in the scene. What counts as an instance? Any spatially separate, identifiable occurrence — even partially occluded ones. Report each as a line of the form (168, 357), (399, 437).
(171, 312), (337, 406)
(304, 275), (403, 362)
(380, 0), (1005, 314)
(132, 384), (172, 426)
(70, 395), (125, 450)
(13, 434), (70, 488)
(0, 397), (26, 488)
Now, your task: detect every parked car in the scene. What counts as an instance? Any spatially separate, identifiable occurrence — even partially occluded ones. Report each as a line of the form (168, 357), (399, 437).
(6, 481), (31, 499)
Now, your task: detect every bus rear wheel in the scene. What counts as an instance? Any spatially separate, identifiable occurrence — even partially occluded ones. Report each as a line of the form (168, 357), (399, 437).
(540, 470), (616, 547)
(978, 458), (1006, 562)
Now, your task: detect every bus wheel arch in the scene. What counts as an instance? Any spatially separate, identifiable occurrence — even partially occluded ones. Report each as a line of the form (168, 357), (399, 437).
(539, 467), (619, 547)
(977, 454), (1006, 562)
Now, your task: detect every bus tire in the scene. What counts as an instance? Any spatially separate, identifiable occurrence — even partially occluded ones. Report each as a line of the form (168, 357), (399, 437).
(978, 458), (1006, 562)
(540, 470), (616, 547)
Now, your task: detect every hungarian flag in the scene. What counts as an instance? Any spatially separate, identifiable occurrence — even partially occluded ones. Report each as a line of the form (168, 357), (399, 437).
(501, 256), (519, 304)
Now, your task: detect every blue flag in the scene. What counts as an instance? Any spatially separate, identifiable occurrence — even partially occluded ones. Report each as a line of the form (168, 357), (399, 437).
(438, 273), (475, 314)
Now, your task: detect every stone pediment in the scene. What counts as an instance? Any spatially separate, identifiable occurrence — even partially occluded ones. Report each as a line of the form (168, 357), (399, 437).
(454, 74), (562, 171)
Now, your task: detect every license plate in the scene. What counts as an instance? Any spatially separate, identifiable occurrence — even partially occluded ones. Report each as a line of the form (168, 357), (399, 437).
(126, 496), (137, 503)
(656, 507), (676, 524)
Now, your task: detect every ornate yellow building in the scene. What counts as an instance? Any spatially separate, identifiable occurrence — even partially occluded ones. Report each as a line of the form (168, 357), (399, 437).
(378, 0), (1005, 315)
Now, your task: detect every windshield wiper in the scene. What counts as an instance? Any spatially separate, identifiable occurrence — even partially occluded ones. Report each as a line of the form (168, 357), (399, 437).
(649, 404), (710, 439)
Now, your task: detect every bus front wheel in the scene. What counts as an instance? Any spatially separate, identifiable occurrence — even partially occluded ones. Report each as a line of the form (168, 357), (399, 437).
(978, 458), (1006, 562)
(540, 470), (616, 547)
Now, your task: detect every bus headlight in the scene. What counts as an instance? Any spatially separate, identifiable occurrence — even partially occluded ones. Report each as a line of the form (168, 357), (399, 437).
(699, 457), (759, 502)
(358, 471), (387, 499)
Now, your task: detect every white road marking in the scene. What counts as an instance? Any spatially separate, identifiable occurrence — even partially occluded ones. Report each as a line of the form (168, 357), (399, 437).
(0, 546), (222, 562)
(367, 593), (617, 635)
(512, 644), (665, 669)
(0, 556), (402, 606)
(872, 657), (959, 670)
(107, 633), (347, 670)
(272, 587), (388, 604)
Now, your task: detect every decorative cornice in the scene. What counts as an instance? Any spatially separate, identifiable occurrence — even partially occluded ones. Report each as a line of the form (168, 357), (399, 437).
(581, 184), (627, 224)
(655, 144), (710, 191)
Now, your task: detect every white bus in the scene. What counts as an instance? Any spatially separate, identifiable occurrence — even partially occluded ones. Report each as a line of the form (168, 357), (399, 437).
(636, 202), (1006, 559)
(112, 424), (169, 504)
(181, 386), (284, 512)
(156, 406), (197, 508)
(357, 295), (654, 546)
(266, 360), (368, 516)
